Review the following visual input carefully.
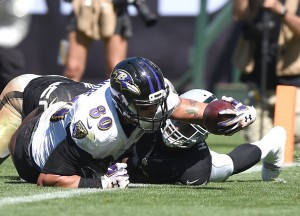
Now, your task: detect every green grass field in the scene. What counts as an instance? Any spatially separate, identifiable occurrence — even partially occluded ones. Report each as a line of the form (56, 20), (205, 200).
(1, 133), (300, 216)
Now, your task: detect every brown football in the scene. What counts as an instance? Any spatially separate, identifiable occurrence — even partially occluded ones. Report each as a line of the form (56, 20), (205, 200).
(203, 100), (235, 135)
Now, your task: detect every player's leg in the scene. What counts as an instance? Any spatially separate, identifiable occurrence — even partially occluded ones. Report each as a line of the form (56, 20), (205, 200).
(210, 126), (286, 182)
(209, 151), (234, 182)
(251, 126), (286, 181)
(103, 10), (132, 78)
(176, 142), (212, 185)
(0, 74), (40, 164)
(127, 140), (212, 185)
(210, 144), (262, 182)
(63, 30), (92, 82)
(103, 34), (128, 78)
(9, 108), (42, 182)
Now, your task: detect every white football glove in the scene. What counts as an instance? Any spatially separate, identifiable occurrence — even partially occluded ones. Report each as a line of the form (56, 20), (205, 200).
(101, 163), (129, 189)
(217, 96), (256, 136)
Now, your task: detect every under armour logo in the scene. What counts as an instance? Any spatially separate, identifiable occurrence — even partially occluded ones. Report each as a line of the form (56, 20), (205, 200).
(244, 115), (253, 122)
(112, 180), (120, 188)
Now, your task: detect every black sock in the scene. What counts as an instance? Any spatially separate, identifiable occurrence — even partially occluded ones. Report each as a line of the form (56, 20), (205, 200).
(227, 144), (262, 175)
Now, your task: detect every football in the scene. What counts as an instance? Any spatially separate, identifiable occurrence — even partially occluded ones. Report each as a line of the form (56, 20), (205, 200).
(203, 99), (234, 135)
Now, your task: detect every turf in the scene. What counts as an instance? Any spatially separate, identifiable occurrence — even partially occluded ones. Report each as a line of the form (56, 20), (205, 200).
(1, 132), (300, 216)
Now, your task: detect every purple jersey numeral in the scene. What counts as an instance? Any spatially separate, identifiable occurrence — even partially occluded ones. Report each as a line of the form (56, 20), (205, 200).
(89, 105), (112, 131)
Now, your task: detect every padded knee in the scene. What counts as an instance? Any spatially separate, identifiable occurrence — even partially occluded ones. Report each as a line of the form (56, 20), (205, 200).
(209, 151), (234, 182)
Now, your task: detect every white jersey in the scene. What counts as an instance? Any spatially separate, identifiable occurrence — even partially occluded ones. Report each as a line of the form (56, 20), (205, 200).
(31, 79), (179, 169)
(31, 101), (69, 167)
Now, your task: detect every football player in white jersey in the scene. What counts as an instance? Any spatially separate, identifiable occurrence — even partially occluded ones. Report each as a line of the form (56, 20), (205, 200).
(0, 74), (94, 165)
(125, 89), (286, 184)
(9, 57), (256, 189)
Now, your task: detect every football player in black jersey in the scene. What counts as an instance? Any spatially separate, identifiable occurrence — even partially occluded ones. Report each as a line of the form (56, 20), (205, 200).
(0, 74), (94, 165)
(125, 90), (286, 184)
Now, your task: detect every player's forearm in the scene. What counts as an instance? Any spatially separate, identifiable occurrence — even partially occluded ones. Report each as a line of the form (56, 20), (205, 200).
(37, 173), (81, 188)
(170, 98), (207, 125)
(281, 11), (300, 38)
(263, 0), (300, 38)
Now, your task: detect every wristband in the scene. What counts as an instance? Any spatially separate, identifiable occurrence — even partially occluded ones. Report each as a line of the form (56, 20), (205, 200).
(280, 5), (287, 17)
(78, 178), (102, 188)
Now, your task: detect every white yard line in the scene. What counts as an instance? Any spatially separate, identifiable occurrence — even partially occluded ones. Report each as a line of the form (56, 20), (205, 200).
(0, 188), (101, 207)
(1, 163), (298, 207)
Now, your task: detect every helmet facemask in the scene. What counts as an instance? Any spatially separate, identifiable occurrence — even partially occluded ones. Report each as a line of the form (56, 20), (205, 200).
(161, 88), (217, 148)
(112, 88), (169, 132)
(161, 119), (209, 148)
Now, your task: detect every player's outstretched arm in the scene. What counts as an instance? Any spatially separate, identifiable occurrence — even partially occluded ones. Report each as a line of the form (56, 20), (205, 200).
(37, 173), (81, 188)
(170, 96), (255, 136)
(37, 163), (129, 189)
(170, 98), (207, 125)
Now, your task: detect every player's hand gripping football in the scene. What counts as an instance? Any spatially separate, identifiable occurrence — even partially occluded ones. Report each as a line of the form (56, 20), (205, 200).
(101, 163), (129, 189)
(217, 96), (256, 136)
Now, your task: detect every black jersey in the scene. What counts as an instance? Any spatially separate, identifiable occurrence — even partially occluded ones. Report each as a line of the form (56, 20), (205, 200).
(127, 132), (212, 185)
(22, 76), (94, 117)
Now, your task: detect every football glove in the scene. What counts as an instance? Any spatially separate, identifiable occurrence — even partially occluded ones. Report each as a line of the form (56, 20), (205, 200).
(101, 163), (129, 189)
(217, 96), (256, 136)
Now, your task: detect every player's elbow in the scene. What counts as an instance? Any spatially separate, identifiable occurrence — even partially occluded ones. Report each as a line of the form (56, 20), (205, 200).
(37, 173), (64, 187)
(37, 173), (81, 188)
(37, 173), (47, 187)
(37, 173), (56, 187)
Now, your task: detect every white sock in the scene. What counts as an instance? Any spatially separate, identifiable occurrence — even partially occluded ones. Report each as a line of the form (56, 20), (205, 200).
(250, 126), (287, 160)
(251, 141), (269, 160)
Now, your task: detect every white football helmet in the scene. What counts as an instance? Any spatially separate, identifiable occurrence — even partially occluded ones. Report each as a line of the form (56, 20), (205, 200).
(161, 89), (217, 148)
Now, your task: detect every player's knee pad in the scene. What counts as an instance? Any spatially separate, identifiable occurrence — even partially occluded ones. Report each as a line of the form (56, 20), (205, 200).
(3, 74), (41, 93)
(209, 151), (234, 182)
(0, 149), (10, 158)
(0, 74), (40, 160)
